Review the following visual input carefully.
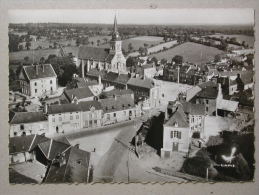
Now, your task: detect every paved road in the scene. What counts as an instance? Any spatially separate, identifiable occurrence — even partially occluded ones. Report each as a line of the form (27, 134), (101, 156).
(94, 120), (142, 182)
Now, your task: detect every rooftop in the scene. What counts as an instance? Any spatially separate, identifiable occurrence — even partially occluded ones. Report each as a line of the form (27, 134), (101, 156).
(181, 102), (205, 115)
(78, 46), (111, 62)
(99, 96), (135, 113)
(23, 64), (57, 80)
(9, 111), (47, 124)
(44, 146), (90, 183)
(48, 101), (102, 114)
(64, 87), (94, 102)
(165, 106), (189, 128)
(127, 77), (154, 89)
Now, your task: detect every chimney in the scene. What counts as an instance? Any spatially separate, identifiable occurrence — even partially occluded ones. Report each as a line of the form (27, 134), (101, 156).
(81, 61), (85, 78)
(35, 65), (39, 75)
(44, 104), (48, 114)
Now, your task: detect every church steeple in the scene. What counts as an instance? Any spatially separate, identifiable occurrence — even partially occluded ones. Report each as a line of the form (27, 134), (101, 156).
(113, 14), (118, 33)
(111, 14), (121, 41)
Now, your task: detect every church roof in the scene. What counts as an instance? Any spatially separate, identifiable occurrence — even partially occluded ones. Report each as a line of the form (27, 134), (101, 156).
(78, 46), (111, 61)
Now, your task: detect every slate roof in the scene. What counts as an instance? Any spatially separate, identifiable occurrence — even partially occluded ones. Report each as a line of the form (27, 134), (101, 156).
(240, 71), (253, 85)
(64, 87), (94, 102)
(99, 96), (135, 113)
(37, 139), (71, 161)
(23, 64), (57, 80)
(9, 134), (49, 154)
(198, 81), (218, 89)
(102, 89), (134, 98)
(165, 106), (189, 128)
(44, 146), (90, 183)
(181, 102), (205, 115)
(9, 111), (47, 124)
(217, 99), (239, 112)
(196, 86), (218, 99)
(48, 101), (102, 114)
(78, 46), (112, 62)
(127, 78), (154, 89)
(86, 69), (130, 85)
(75, 77), (98, 88)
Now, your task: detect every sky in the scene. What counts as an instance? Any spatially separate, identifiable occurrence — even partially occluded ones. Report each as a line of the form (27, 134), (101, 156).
(8, 9), (254, 25)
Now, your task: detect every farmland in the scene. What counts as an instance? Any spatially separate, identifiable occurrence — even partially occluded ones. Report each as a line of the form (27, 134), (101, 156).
(150, 42), (225, 64)
(101, 36), (165, 53)
(209, 34), (254, 48)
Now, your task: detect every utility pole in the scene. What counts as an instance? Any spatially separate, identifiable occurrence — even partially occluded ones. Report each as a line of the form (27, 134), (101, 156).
(127, 149), (130, 182)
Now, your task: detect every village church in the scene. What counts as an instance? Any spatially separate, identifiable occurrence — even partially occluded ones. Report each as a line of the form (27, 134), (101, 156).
(78, 15), (127, 76)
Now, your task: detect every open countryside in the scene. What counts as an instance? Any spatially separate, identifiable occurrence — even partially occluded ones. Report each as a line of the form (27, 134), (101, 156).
(209, 34), (254, 48)
(150, 42), (224, 64)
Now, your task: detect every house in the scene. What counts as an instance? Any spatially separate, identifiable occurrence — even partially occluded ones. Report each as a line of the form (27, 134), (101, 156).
(141, 63), (157, 78)
(167, 101), (206, 139)
(86, 69), (130, 90)
(18, 64), (58, 98)
(9, 134), (49, 164)
(161, 105), (191, 158)
(78, 15), (127, 76)
(63, 87), (95, 103)
(47, 100), (102, 134)
(9, 134), (92, 183)
(44, 146), (91, 183)
(99, 96), (140, 125)
(127, 77), (161, 108)
(9, 111), (48, 137)
(100, 88), (134, 100)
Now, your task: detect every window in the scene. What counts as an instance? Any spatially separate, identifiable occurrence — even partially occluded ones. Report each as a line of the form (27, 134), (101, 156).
(59, 117), (62, 122)
(206, 99), (209, 104)
(107, 114), (110, 120)
(35, 89), (37, 93)
(14, 132), (17, 136)
(114, 113), (116, 117)
(70, 115), (73, 120)
(76, 115), (79, 119)
(34, 82), (37, 86)
(20, 124), (24, 130)
(52, 118), (55, 122)
(170, 131), (181, 139)
(206, 107), (209, 112)
(50, 80), (52, 84)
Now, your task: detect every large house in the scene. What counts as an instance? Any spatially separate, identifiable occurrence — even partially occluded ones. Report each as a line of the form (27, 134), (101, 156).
(161, 105), (191, 158)
(18, 64), (58, 98)
(78, 15), (127, 76)
(47, 100), (103, 134)
(127, 77), (161, 108)
(99, 96), (140, 125)
(63, 87), (95, 103)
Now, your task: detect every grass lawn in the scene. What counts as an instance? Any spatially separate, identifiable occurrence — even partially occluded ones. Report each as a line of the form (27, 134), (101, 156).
(150, 42), (225, 64)
(209, 34), (254, 48)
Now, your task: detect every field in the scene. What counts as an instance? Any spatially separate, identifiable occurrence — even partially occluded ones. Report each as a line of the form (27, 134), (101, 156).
(18, 35), (112, 50)
(209, 34), (254, 48)
(101, 36), (165, 52)
(150, 42), (225, 64)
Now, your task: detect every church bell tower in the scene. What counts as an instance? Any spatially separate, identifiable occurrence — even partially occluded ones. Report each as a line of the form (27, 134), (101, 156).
(110, 14), (122, 55)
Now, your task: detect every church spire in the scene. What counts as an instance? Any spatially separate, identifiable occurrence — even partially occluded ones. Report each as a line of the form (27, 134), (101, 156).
(113, 14), (118, 33)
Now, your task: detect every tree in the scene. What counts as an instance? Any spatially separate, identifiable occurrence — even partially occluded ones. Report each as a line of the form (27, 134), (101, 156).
(126, 56), (138, 67)
(172, 55), (183, 65)
(97, 39), (101, 46)
(160, 58), (167, 65)
(76, 38), (81, 46)
(214, 54), (221, 63)
(144, 43), (149, 48)
(150, 57), (158, 65)
(18, 44), (23, 51)
(25, 41), (31, 50)
(128, 43), (133, 52)
(24, 56), (29, 63)
(40, 57), (45, 64)
(9, 34), (20, 52)
(138, 46), (145, 56)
